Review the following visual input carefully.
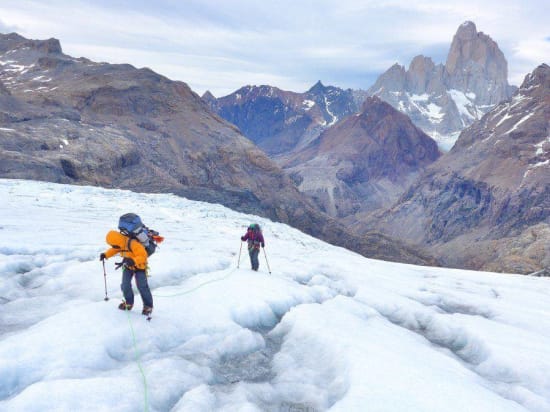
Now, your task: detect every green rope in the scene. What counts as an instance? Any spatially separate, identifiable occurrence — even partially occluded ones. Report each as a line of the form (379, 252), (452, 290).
(121, 266), (238, 411)
(153, 267), (237, 298)
(125, 306), (150, 412)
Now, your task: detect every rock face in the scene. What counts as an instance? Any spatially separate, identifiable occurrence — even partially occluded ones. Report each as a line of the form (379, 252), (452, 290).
(0, 32), (435, 266)
(363, 64), (550, 273)
(446, 22), (514, 104)
(368, 21), (516, 150)
(203, 81), (359, 156)
(282, 97), (441, 218)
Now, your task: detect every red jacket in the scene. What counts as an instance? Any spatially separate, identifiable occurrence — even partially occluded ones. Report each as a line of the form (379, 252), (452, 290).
(241, 229), (265, 249)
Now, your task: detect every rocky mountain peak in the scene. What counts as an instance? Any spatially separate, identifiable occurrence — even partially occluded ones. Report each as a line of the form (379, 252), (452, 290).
(369, 63), (406, 94)
(360, 95), (393, 115)
(1, 32), (25, 41)
(409, 55), (435, 72)
(0, 33), (62, 54)
(445, 21), (510, 105)
(201, 90), (217, 110)
(234, 84), (281, 100)
(36, 38), (62, 54)
(368, 22), (516, 150)
(520, 63), (550, 91)
(455, 21), (478, 40)
(453, 63), (549, 155)
(406, 55), (439, 94)
(308, 80), (327, 95)
(201, 90), (216, 100)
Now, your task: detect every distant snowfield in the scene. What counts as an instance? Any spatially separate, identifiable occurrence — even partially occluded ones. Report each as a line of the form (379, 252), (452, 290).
(429, 130), (461, 152)
(1, 179), (550, 412)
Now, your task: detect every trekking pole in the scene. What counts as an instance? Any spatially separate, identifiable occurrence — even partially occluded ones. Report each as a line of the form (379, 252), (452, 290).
(262, 248), (272, 274)
(237, 241), (242, 268)
(102, 260), (109, 301)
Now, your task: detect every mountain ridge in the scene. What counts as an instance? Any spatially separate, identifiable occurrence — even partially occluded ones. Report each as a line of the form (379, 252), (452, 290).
(203, 81), (360, 156)
(281, 96), (441, 218)
(0, 32), (436, 267)
(360, 63), (549, 273)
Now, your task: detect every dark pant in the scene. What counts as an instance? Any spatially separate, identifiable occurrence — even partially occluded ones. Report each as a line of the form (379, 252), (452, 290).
(249, 248), (260, 271)
(121, 268), (153, 308)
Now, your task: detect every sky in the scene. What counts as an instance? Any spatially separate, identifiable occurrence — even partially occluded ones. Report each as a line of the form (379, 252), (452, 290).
(2, 179), (550, 411)
(0, 1), (548, 97)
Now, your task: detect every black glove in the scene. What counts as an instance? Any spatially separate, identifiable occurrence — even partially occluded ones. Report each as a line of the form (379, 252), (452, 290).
(114, 258), (135, 270)
(123, 257), (135, 267)
(99, 253), (106, 261)
(261, 243), (265, 248)
(241, 236), (245, 241)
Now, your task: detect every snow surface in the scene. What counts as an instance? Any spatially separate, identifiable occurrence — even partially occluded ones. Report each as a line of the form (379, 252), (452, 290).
(535, 137), (550, 155)
(303, 100), (315, 110)
(505, 112), (535, 135)
(410, 93), (430, 102)
(406, 93), (444, 124)
(1, 179), (550, 412)
(323, 96), (338, 126)
(449, 89), (477, 124)
(428, 131), (460, 153)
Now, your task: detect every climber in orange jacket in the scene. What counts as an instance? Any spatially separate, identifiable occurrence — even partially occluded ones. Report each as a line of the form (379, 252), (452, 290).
(100, 230), (153, 316)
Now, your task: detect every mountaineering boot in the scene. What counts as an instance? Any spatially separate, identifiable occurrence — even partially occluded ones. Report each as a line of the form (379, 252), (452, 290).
(142, 306), (153, 316)
(118, 302), (133, 311)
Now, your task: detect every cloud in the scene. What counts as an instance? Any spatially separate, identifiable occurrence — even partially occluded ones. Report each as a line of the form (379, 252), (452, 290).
(508, 38), (550, 84)
(0, 0), (548, 95)
(0, 17), (20, 33)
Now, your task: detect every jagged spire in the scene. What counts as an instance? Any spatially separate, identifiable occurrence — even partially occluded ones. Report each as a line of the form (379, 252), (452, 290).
(308, 80), (326, 94)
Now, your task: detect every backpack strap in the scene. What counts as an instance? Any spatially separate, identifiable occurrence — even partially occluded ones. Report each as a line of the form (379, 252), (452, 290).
(126, 237), (134, 253)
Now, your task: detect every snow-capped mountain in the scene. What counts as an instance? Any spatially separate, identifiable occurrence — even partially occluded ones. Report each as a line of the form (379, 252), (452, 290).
(203, 81), (359, 156)
(206, 21), (516, 155)
(1, 179), (550, 411)
(368, 21), (517, 150)
(362, 64), (549, 274)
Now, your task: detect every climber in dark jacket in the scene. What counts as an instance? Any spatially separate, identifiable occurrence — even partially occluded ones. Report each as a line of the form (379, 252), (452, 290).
(241, 224), (265, 271)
